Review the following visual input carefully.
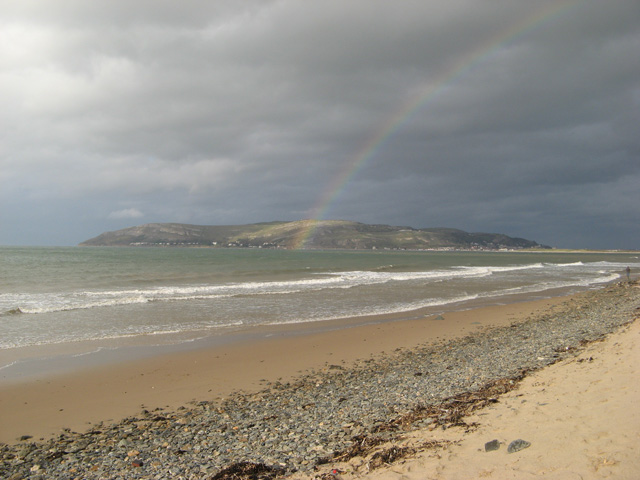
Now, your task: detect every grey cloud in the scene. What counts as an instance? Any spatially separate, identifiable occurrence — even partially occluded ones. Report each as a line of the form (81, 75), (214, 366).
(1, 0), (638, 248)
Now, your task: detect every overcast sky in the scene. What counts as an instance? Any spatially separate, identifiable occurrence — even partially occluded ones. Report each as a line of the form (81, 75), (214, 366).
(1, 0), (638, 249)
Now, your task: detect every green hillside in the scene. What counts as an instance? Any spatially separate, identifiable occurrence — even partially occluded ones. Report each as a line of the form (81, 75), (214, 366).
(80, 220), (548, 250)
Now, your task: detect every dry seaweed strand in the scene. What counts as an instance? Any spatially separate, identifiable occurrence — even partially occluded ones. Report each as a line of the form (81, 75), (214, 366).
(387, 372), (528, 431)
(209, 461), (285, 480)
(319, 434), (385, 464)
(367, 445), (416, 469)
(363, 439), (456, 473)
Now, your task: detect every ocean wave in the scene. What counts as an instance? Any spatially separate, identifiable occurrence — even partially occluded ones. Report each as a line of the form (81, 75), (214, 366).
(262, 292), (485, 327)
(459, 263), (545, 273)
(85, 276), (342, 298)
(2, 261), (628, 317)
(326, 266), (510, 283)
(12, 293), (242, 315)
(17, 295), (152, 314)
(263, 269), (622, 328)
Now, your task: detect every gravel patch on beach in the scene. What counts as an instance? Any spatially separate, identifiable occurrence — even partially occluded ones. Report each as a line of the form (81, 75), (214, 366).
(2, 281), (638, 480)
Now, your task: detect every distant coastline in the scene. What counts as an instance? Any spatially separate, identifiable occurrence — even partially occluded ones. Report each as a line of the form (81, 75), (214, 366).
(80, 220), (552, 251)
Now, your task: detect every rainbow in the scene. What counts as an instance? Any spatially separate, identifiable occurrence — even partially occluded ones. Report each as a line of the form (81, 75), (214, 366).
(292, 0), (583, 249)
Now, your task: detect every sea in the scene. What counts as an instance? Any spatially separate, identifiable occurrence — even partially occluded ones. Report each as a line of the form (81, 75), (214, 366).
(1, 246), (638, 381)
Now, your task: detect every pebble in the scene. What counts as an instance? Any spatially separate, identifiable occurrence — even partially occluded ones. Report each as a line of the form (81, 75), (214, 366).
(507, 439), (531, 453)
(484, 439), (500, 452)
(0, 282), (637, 479)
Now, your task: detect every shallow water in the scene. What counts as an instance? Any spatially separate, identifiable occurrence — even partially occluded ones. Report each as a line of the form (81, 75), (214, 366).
(1, 246), (637, 378)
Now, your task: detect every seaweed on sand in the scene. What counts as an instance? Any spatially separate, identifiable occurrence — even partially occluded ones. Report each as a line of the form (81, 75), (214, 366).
(384, 372), (527, 431)
(210, 461), (285, 480)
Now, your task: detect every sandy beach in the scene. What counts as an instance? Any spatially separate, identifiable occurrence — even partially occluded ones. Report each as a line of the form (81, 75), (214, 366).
(304, 292), (640, 480)
(1, 282), (638, 479)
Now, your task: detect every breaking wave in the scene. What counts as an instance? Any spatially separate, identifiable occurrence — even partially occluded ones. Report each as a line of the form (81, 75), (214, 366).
(0, 260), (624, 316)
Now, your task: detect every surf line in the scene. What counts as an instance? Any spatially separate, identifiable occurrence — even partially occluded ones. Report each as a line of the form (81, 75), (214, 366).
(292, 0), (582, 250)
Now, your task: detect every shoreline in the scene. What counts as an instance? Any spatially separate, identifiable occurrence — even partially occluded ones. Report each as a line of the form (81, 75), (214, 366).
(1, 281), (638, 479)
(0, 283), (593, 385)
(0, 295), (571, 445)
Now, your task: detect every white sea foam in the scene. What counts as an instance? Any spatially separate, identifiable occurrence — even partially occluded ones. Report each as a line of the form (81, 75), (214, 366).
(0, 319), (247, 350)
(459, 263), (545, 273)
(0, 360), (19, 371)
(0, 261), (626, 316)
(71, 347), (110, 358)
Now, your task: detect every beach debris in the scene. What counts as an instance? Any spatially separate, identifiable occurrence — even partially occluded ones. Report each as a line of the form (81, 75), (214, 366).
(317, 468), (345, 479)
(376, 373), (525, 433)
(367, 445), (416, 470)
(211, 461), (285, 479)
(507, 439), (531, 453)
(321, 434), (452, 474)
(577, 356), (594, 363)
(484, 439), (500, 452)
(324, 434), (385, 464)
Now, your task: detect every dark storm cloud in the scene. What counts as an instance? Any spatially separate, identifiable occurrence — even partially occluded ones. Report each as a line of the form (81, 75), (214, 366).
(0, 0), (638, 248)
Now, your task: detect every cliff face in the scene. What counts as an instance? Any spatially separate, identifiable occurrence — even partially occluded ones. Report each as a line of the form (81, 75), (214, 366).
(79, 220), (548, 250)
